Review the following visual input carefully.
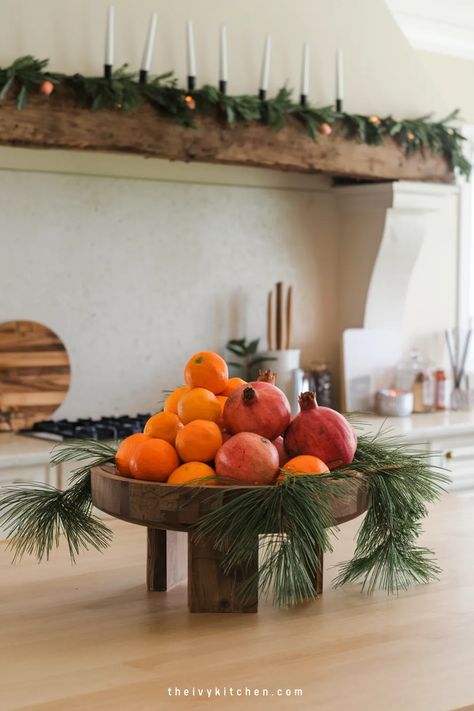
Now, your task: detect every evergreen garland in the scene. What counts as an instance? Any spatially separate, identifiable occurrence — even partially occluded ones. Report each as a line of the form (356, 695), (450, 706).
(0, 428), (449, 606)
(0, 55), (470, 178)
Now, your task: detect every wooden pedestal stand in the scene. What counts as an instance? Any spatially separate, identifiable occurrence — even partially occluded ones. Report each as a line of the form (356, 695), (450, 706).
(91, 465), (368, 613)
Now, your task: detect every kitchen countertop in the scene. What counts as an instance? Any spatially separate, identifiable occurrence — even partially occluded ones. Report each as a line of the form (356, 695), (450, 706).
(0, 431), (55, 468)
(1, 494), (473, 711)
(1, 409), (474, 470)
(359, 409), (474, 442)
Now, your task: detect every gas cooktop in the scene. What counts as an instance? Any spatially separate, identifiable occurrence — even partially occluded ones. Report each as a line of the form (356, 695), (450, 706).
(21, 414), (152, 441)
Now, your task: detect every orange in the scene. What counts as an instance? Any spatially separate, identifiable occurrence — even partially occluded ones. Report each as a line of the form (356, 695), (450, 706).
(144, 411), (183, 445)
(220, 377), (247, 396)
(129, 438), (180, 482)
(178, 387), (221, 424)
(167, 461), (216, 486)
(216, 395), (228, 416)
(184, 351), (229, 394)
(175, 420), (223, 462)
(115, 433), (150, 476)
(281, 455), (329, 478)
(163, 385), (190, 414)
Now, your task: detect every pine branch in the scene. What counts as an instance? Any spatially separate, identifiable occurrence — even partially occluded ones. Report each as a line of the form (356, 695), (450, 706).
(0, 440), (116, 562)
(333, 432), (449, 593)
(193, 472), (355, 607)
(0, 55), (60, 109)
(66, 66), (142, 112)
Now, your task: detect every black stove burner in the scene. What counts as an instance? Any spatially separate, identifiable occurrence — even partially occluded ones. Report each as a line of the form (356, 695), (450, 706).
(22, 414), (152, 441)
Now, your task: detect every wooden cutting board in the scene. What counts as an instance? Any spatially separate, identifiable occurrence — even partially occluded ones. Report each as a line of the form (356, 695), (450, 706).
(0, 320), (71, 431)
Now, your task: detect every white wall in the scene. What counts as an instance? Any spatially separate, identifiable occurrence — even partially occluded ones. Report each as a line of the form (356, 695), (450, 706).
(417, 50), (474, 123)
(0, 169), (338, 417)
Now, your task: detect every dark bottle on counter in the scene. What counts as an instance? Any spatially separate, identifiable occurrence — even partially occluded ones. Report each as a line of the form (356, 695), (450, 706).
(302, 361), (333, 408)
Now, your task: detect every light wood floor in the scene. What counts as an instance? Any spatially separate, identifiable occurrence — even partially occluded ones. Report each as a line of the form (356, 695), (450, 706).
(1, 493), (474, 711)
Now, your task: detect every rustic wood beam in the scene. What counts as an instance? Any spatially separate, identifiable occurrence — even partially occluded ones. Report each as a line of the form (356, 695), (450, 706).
(0, 93), (454, 183)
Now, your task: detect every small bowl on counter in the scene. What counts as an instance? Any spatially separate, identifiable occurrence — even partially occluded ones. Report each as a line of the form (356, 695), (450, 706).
(375, 389), (413, 417)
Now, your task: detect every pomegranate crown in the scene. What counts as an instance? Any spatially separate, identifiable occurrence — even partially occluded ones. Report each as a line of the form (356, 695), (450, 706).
(298, 391), (318, 410)
(257, 369), (277, 385)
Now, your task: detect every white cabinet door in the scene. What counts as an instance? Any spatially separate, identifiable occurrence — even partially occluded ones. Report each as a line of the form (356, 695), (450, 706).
(430, 435), (474, 492)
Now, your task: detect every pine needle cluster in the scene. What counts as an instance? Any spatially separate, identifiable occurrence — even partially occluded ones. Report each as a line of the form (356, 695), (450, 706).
(194, 471), (355, 607)
(333, 432), (449, 593)
(0, 440), (116, 561)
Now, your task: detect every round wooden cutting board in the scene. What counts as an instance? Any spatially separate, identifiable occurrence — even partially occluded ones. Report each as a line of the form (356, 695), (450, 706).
(0, 320), (71, 431)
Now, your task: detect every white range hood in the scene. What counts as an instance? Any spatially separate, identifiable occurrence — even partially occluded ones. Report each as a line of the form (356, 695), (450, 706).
(335, 180), (459, 410)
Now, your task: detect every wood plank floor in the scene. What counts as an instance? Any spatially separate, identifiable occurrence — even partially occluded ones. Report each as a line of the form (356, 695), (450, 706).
(1, 493), (474, 711)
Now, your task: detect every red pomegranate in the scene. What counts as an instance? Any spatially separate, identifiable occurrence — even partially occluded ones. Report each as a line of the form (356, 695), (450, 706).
(215, 432), (279, 485)
(223, 380), (291, 441)
(284, 392), (357, 470)
(272, 435), (289, 467)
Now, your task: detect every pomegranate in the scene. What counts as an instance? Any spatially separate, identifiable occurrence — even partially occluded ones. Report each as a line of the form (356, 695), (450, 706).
(273, 435), (289, 467)
(284, 392), (357, 470)
(223, 381), (291, 440)
(215, 432), (279, 485)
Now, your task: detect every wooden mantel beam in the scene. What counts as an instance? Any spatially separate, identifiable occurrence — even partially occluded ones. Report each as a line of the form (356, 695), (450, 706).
(0, 94), (454, 183)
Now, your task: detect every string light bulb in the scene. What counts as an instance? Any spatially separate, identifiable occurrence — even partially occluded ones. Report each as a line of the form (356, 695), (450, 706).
(407, 131), (415, 141)
(185, 94), (196, 110)
(368, 115), (381, 126)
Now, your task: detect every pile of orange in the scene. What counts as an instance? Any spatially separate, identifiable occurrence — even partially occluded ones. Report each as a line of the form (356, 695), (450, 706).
(115, 351), (247, 486)
(115, 349), (332, 486)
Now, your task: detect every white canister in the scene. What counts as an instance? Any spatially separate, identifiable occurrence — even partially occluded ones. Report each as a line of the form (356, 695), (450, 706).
(256, 349), (301, 414)
(375, 389), (414, 417)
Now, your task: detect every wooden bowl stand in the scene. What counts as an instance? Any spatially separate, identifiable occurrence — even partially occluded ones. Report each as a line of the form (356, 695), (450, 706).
(91, 465), (368, 613)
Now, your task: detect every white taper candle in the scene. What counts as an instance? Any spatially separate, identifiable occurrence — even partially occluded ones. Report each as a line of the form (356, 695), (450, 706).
(141, 13), (157, 73)
(186, 20), (196, 77)
(336, 48), (344, 101)
(219, 24), (228, 82)
(301, 42), (309, 98)
(260, 35), (272, 92)
(105, 6), (115, 67)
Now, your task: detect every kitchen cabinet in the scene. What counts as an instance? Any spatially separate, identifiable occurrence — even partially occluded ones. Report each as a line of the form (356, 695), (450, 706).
(429, 434), (474, 492)
(362, 412), (474, 493)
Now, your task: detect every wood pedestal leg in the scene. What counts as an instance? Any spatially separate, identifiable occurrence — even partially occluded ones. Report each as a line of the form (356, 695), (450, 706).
(188, 534), (259, 613)
(146, 528), (187, 592)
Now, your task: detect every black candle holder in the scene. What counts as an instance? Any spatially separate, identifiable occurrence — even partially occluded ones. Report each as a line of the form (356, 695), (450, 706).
(104, 64), (113, 79)
(187, 76), (196, 92)
(219, 80), (227, 94)
(139, 69), (148, 85)
(336, 98), (343, 112)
